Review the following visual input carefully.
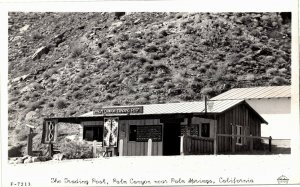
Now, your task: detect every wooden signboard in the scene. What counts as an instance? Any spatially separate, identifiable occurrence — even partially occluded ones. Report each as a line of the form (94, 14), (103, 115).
(42, 120), (58, 144)
(136, 125), (162, 142)
(94, 106), (143, 115)
(103, 117), (119, 147)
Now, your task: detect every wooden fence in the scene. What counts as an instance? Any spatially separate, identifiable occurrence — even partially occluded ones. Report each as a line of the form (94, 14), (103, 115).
(181, 135), (214, 155)
(216, 134), (273, 154)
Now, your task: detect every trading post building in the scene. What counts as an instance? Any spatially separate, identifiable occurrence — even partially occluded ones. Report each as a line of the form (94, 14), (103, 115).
(42, 99), (268, 156)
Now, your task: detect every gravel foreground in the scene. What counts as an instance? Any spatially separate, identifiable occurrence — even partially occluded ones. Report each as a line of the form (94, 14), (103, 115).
(3, 155), (299, 187)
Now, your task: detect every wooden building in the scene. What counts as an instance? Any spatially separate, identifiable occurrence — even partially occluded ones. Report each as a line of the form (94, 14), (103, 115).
(42, 99), (267, 156)
(211, 86), (290, 139)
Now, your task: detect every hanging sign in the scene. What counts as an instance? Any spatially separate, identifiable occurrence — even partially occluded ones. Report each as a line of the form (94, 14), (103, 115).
(103, 117), (119, 147)
(42, 120), (58, 144)
(94, 106), (143, 115)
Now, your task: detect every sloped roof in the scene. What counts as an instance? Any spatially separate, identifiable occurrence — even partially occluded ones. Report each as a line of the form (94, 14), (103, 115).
(211, 86), (291, 100)
(80, 100), (244, 117)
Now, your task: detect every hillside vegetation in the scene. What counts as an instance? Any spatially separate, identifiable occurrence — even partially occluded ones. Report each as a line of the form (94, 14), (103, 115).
(8, 12), (291, 156)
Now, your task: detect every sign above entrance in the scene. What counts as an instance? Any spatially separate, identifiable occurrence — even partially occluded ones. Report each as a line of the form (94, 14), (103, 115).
(94, 106), (143, 115)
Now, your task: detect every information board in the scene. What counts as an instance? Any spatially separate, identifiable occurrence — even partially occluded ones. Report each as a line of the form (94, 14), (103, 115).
(136, 125), (162, 142)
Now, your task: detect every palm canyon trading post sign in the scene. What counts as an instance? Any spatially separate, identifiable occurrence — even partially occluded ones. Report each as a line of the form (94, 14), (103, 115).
(41, 99), (270, 157)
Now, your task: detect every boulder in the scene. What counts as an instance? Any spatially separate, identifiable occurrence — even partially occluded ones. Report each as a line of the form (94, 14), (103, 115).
(53, 153), (64, 161)
(23, 157), (33, 164)
(32, 46), (49, 60)
(16, 158), (24, 164)
(32, 157), (40, 162)
(19, 25), (30, 33)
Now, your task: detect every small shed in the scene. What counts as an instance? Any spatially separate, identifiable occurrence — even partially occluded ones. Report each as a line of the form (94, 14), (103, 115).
(211, 86), (291, 139)
(42, 99), (267, 156)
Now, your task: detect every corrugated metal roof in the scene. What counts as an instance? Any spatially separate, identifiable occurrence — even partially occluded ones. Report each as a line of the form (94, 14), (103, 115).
(211, 86), (291, 100)
(81, 100), (244, 117)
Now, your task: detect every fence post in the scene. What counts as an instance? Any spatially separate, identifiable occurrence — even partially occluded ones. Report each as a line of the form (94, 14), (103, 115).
(27, 132), (33, 156)
(249, 134), (253, 153)
(269, 136), (272, 153)
(180, 136), (184, 155)
(92, 140), (97, 158)
(231, 124), (235, 153)
(214, 135), (217, 155)
(119, 139), (123, 156)
(49, 143), (53, 157)
(147, 139), (152, 156)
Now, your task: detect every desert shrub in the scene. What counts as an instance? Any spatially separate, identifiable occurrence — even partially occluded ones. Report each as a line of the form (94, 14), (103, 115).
(14, 125), (28, 141)
(269, 76), (289, 85)
(11, 89), (20, 96)
(96, 61), (108, 69)
(55, 99), (68, 109)
(32, 82), (43, 90)
(266, 68), (278, 76)
(78, 70), (87, 78)
(150, 53), (162, 60)
(172, 73), (184, 83)
(47, 102), (54, 107)
(164, 82), (175, 89)
(138, 74), (150, 83)
(135, 97), (148, 104)
(73, 91), (84, 99)
(166, 47), (177, 57)
(143, 62), (154, 72)
(27, 99), (45, 111)
(120, 52), (135, 60)
(245, 74), (255, 81)
(144, 45), (158, 53)
(43, 71), (51, 79)
(60, 140), (93, 159)
(201, 87), (215, 97)
(117, 33), (129, 41)
(31, 31), (44, 40)
(159, 29), (168, 38)
(105, 93), (114, 100)
(8, 145), (23, 157)
(8, 96), (18, 103)
(17, 102), (26, 108)
(32, 91), (40, 98)
(154, 77), (165, 85)
(71, 44), (84, 58)
(190, 81), (203, 93)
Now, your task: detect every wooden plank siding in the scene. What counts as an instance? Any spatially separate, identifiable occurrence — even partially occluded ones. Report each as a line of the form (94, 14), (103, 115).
(121, 118), (163, 156)
(216, 103), (262, 153)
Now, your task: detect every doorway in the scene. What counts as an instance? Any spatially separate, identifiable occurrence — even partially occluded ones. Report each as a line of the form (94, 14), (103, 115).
(163, 122), (180, 155)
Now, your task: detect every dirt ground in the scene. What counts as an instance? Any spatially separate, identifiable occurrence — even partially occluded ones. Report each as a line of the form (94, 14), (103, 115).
(3, 155), (299, 187)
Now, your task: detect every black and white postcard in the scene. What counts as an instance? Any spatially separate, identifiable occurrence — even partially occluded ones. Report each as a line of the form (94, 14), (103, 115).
(1, 0), (299, 186)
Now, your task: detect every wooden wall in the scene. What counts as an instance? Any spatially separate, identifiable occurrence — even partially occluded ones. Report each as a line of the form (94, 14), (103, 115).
(119, 119), (163, 156)
(180, 117), (216, 138)
(217, 103), (262, 153)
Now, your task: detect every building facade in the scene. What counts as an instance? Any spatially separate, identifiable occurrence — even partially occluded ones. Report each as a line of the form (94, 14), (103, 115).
(43, 99), (267, 156)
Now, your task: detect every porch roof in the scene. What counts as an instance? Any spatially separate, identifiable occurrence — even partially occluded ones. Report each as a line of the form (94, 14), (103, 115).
(83, 99), (245, 117)
(44, 99), (267, 124)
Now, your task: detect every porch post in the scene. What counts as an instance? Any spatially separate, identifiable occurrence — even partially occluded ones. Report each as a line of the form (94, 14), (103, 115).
(180, 135), (184, 155)
(213, 114), (217, 155)
(147, 139), (152, 156)
(119, 139), (123, 156)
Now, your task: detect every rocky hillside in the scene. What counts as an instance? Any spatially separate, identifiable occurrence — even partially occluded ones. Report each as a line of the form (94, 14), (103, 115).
(8, 12), (291, 156)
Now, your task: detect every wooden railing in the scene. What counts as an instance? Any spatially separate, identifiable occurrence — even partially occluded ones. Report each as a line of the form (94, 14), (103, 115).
(216, 134), (273, 154)
(181, 135), (214, 155)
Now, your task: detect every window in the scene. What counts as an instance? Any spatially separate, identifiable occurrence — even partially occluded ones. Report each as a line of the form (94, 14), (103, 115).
(180, 125), (199, 136)
(201, 123), (210, 137)
(129, 125), (162, 142)
(83, 126), (103, 141)
(236, 125), (243, 145)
